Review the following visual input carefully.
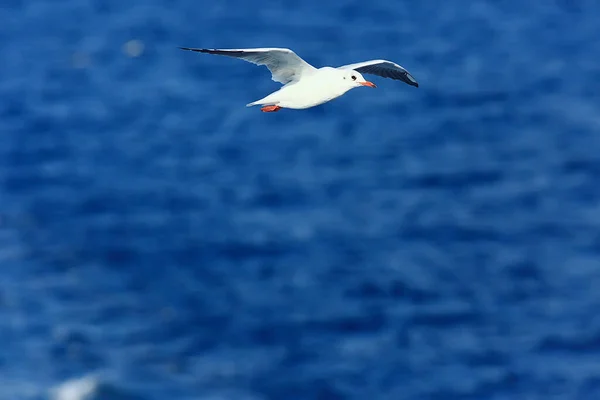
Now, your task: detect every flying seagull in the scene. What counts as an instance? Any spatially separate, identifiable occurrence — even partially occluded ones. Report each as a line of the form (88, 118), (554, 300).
(179, 47), (418, 112)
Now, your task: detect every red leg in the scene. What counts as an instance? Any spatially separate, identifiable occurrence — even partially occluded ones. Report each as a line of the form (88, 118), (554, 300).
(261, 105), (282, 112)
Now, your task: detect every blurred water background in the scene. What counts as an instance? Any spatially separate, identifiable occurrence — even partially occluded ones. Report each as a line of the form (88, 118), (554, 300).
(1, 0), (600, 399)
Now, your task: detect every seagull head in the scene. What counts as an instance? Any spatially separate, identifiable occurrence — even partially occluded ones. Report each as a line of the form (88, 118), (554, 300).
(342, 70), (376, 89)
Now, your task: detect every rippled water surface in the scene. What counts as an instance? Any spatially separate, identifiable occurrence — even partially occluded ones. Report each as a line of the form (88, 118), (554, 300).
(1, 1), (600, 399)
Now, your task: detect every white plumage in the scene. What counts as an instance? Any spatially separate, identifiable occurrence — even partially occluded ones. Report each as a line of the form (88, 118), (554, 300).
(180, 47), (418, 112)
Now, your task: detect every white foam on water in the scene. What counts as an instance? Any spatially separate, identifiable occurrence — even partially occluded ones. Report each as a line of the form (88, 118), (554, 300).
(49, 375), (99, 400)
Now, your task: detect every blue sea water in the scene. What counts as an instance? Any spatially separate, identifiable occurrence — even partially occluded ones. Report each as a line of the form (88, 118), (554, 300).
(1, 0), (600, 399)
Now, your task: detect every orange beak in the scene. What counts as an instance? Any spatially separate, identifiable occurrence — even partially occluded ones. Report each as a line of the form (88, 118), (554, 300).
(360, 81), (376, 88)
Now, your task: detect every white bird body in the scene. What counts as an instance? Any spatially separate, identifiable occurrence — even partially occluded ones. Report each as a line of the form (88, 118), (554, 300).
(179, 47), (418, 112)
(248, 67), (365, 109)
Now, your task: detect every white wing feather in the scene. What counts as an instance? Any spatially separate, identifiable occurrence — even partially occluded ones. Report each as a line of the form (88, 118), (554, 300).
(179, 47), (317, 85)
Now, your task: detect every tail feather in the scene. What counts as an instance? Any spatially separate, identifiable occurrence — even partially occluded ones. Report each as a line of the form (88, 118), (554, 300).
(246, 100), (279, 108)
(246, 90), (281, 108)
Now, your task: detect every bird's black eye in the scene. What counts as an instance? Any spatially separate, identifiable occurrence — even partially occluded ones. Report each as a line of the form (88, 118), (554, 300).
(351, 75), (356, 81)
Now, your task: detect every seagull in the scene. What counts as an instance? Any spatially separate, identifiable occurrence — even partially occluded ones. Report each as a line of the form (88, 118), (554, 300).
(179, 47), (418, 112)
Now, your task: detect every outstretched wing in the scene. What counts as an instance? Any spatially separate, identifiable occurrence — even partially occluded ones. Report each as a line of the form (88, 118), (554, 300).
(338, 59), (419, 87)
(179, 47), (317, 85)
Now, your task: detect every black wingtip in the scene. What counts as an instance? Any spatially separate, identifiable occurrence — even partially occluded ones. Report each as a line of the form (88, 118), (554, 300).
(178, 47), (208, 53)
(404, 72), (419, 88)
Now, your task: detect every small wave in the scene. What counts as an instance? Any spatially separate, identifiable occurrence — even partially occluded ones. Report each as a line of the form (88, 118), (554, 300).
(50, 376), (98, 400)
(49, 375), (144, 400)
